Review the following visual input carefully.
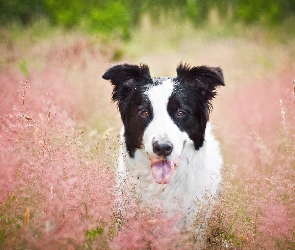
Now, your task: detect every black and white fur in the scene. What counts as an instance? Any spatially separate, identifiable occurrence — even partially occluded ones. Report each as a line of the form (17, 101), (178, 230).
(102, 63), (224, 225)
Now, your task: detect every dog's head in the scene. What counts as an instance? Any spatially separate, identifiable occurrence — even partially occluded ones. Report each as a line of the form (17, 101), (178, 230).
(102, 63), (224, 184)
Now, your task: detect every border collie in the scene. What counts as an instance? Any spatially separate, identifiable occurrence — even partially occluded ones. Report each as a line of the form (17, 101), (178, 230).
(102, 63), (224, 226)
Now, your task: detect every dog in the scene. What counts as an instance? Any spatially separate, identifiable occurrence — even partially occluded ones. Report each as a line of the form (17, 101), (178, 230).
(102, 63), (224, 227)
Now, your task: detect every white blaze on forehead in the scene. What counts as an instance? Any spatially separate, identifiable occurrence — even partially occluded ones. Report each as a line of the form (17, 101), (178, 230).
(146, 78), (174, 117)
(143, 78), (188, 161)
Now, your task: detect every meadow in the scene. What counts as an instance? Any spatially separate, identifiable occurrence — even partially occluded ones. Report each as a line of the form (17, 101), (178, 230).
(0, 18), (295, 249)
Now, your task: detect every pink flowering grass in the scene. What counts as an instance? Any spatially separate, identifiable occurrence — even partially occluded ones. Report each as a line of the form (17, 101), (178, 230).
(192, 167), (295, 249)
(204, 69), (295, 249)
(213, 69), (295, 178)
(0, 26), (295, 249)
(110, 185), (187, 250)
(0, 81), (115, 248)
(112, 208), (184, 249)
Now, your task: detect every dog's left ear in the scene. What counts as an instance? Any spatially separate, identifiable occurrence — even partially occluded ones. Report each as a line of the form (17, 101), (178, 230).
(102, 63), (152, 104)
(176, 63), (225, 103)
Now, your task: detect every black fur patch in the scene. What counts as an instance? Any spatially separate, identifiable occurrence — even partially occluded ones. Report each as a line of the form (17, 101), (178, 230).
(102, 64), (154, 157)
(171, 63), (224, 149)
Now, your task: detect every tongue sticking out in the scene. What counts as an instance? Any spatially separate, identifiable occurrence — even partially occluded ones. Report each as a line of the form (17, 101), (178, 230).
(151, 161), (175, 184)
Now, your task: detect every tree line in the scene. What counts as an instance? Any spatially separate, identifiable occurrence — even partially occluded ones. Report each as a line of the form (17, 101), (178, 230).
(1, 0), (294, 37)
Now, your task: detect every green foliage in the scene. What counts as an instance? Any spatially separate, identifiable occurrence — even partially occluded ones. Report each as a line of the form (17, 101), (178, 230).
(44, 0), (84, 27)
(0, 195), (23, 248)
(0, 0), (294, 38)
(19, 60), (29, 77)
(0, 0), (45, 25)
(86, 226), (104, 242)
(87, 1), (131, 37)
(44, 0), (132, 38)
(233, 0), (295, 24)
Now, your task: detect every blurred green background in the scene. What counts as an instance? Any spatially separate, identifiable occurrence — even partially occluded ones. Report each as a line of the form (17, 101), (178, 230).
(1, 0), (295, 38)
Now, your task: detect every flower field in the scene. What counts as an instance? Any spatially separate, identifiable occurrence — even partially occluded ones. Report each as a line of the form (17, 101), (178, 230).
(0, 22), (294, 249)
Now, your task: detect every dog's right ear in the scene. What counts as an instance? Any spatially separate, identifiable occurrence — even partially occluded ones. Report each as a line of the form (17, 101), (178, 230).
(102, 64), (152, 104)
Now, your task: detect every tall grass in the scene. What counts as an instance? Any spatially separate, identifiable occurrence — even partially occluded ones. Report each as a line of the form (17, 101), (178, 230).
(0, 21), (294, 249)
(0, 80), (116, 248)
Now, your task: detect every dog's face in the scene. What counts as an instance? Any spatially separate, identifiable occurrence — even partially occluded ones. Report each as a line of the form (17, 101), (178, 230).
(102, 63), (224, 184)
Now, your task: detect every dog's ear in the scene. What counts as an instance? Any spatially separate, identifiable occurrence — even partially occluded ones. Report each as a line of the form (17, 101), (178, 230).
(176, 63), (224, 104)
(102, 63), (152, 103)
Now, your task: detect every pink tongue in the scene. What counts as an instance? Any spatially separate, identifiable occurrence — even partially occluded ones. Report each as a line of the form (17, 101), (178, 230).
(151, 161), (175, 184)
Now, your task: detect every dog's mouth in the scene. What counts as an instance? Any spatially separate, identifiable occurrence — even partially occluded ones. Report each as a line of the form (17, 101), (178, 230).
(149, 142), (186, 184)
(151, 158), (179, 184)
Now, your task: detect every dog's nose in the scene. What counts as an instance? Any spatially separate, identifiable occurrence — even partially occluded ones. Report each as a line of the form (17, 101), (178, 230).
(153, 141), (173, 157)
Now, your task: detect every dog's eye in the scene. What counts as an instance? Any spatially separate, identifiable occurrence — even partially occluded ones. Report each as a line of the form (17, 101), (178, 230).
(140, 110), (149, 117)
(176, 110), (186, 117)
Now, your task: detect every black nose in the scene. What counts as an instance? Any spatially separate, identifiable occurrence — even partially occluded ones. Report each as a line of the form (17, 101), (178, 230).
(153, 141), (173, 157)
